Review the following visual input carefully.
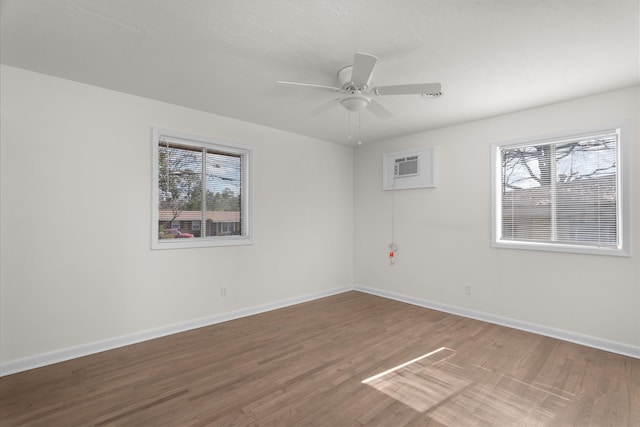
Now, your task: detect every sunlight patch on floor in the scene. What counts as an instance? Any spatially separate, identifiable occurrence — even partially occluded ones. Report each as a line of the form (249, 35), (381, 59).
(362, 348), (572, 425)
(362, 347), (454, 385)
(362, 347), (467, 413)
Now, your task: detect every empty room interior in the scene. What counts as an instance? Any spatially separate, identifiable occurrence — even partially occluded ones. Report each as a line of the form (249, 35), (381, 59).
(1, 0), (639, 426)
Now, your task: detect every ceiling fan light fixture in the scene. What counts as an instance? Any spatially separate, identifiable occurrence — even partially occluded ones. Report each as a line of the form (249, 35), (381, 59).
(340, 95), (370, 112)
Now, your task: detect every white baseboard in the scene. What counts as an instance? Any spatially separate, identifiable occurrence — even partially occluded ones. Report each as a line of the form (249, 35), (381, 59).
(355, 285), (640, 360)
(0, 285), (353, 377)
(4, 284), (637, 376)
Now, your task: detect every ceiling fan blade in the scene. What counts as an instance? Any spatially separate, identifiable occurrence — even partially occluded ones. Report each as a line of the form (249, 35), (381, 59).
(351, 52), (378, 87)
(277, 81), (345, 93)
(309, 98), (341, 115)
(367, 99), (393, 120)
(371, 82), (442, 96)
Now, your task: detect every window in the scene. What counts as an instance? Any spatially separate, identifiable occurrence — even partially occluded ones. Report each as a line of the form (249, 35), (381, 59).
(152, 128), (252, 249)
(492, 128), (628, 256)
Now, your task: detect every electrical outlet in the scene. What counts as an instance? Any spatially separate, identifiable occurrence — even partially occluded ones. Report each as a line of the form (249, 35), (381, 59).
(221, 286), (228, 297)
(464, 284), (472, 295)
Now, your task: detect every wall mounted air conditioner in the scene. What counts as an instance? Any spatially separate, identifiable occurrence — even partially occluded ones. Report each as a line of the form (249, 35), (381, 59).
(383, 146), (437, 191)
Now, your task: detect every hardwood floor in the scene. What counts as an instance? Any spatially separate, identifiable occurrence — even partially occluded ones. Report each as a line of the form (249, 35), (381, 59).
(1, 291), (638, 426)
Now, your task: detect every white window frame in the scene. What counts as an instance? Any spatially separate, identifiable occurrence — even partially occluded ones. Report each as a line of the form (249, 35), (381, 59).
(151, 128), (253, 249)
(491, 125), (630, 257)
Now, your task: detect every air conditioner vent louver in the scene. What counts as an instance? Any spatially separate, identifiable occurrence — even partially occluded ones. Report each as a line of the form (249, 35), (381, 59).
(383, 147), (437, 191)
(394, 156), (419, 177)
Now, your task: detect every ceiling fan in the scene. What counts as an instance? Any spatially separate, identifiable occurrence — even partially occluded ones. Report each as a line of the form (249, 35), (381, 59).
(277, 52), (442, 119)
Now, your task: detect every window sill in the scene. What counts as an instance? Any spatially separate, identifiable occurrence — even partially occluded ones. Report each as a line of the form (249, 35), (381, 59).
(492, 240), (629, 257)
(152, 236), (253, 250)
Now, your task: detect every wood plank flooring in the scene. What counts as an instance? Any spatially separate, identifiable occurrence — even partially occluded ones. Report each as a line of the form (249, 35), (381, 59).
(1, 291), (638, 426)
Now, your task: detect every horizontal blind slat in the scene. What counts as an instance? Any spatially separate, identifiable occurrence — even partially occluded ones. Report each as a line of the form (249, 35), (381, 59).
(499, 129), (619, 248)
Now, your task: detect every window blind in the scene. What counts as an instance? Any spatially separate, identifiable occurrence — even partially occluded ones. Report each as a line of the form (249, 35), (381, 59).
(157, 137), (243, 240)
(499, 129), (619, 249)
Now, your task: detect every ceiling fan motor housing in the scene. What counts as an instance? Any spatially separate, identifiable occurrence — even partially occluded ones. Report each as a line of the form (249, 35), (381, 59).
(338, 65), (369, 91)
(338, 64), (371, 112)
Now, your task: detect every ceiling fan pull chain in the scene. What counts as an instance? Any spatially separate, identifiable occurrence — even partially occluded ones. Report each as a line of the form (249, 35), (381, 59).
(357, 111), (362, 146)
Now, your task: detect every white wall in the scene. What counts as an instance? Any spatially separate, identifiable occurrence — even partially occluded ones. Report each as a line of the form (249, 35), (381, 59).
(354, 86), (640, 355)
(0, 65), (354, 367)
(1, 64), (637, 372)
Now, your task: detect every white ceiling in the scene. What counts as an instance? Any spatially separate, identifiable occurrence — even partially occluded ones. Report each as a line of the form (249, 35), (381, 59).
(1, 0), (639, 145)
